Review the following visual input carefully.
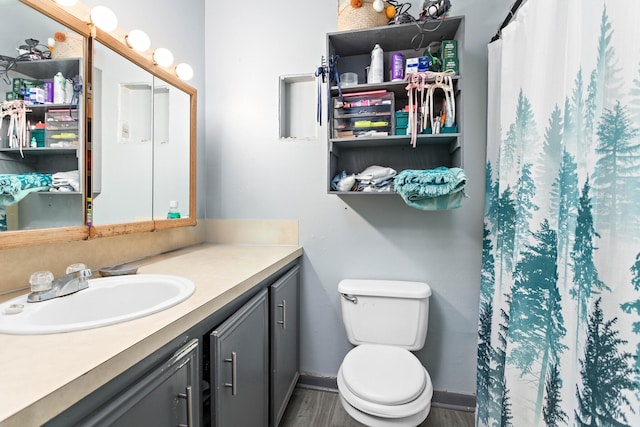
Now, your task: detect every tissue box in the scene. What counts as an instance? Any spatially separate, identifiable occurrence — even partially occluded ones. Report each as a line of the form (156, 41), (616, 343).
(27, 87), (45, 104)
(405, 58), (419, 75)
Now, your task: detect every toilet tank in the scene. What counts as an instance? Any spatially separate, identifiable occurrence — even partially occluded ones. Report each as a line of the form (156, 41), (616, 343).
(338, 279), (432, 351)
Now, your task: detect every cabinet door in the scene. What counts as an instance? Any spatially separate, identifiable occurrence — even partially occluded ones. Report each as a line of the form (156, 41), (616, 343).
(79, 338), (200, 427)
(211, 289), (269, 427)
(270, 265), (300, 427)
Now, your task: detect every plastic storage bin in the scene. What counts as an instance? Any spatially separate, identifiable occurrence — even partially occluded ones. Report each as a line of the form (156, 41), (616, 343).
(45, 108), (78, 147)
(332, 91), (394, 139)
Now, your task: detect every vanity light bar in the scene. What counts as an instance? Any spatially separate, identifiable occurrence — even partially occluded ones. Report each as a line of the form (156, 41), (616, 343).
(51, 0), (194, 81)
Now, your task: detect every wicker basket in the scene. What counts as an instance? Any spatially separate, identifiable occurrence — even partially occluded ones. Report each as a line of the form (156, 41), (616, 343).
(337, 0), (390, 31)
(51, 32), (83, 59)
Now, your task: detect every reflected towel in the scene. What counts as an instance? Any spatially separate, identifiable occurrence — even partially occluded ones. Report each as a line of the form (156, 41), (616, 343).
(0, 173), (53, 231)
(51, 170), (80, 192)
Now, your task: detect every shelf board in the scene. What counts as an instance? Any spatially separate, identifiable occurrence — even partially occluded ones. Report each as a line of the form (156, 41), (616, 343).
(330, 133), (459, 148)
(12, 58), (81, 80)
(31, 191), (82, 195)
(328, 190), (398, 195)
(327, 17), (464, 56)
(332, 76), (460, 98)
(0, 147), (78, 155)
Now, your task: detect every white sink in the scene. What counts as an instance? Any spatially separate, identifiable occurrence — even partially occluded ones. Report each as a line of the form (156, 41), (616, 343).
(0, 274), (195, 335)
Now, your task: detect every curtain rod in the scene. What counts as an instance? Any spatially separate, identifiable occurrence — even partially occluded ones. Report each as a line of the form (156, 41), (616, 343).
(491, 0), (525, 42)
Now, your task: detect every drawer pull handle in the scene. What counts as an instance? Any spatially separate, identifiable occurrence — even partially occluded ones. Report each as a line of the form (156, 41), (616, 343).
(277, 300), (286, 329)
(224, 351), (237, 395)
(177, 385), (193, 427)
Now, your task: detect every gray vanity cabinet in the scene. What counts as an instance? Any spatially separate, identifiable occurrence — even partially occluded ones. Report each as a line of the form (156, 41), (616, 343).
(77, 338), (200, 427)
(270, 265), (300, 427)
(210, 288), (269, 427)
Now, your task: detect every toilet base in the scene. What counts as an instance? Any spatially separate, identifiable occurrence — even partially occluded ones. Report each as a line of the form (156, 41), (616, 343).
(338, 394), (431, 427)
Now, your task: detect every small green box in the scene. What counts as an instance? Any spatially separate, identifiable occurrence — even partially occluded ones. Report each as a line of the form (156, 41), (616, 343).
(441, 40), (458, 60)
(31, 129), (45, 147)
(5, 91), (17, 101)
(12, 78), (22, 93)
(443, 58), (459, 75)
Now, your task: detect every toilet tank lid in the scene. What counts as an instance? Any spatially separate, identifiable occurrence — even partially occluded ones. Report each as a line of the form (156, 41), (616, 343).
(339, 279), (432, 299)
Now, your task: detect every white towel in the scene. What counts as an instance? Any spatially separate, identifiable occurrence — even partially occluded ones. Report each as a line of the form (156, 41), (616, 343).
(354, 165), (397, 184)
(51, 170), (80, 192)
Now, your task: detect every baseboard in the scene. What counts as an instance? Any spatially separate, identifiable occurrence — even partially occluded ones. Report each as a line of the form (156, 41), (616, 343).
(297, 374), (476, 413)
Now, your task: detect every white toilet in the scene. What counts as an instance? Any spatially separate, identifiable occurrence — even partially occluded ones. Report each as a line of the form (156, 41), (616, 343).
(337, 279), (433, 427)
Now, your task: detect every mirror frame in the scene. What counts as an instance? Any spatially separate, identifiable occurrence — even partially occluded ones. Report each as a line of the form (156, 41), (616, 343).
(1, 0), (196, 248)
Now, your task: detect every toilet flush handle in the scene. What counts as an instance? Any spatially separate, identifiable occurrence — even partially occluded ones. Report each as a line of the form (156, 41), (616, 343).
(341, 293), (358, 304)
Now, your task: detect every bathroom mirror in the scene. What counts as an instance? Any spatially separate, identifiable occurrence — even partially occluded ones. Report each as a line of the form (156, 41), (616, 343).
(90, 40), (154, 226)
(88, 26), (196, 237)
(0, 0), (196, 247)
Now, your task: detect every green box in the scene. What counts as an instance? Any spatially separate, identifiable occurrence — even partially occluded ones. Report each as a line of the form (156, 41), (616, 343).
(5, 91), (17, 101)
(443, 58), (459, 75)
(12, 78), (40, 93)
(441, 40), (457, 60)
(12, 78), (22, 93)
(31, 129), (45, 147)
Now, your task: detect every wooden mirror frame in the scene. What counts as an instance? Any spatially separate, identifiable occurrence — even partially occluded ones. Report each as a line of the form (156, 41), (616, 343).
(1, 0), (196, 248)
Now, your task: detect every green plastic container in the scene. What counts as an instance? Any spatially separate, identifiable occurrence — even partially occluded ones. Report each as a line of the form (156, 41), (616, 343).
(32, 129), (45, 147)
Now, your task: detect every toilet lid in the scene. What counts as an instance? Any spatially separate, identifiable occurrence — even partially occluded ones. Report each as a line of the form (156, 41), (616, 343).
(341, 344), (426, 406)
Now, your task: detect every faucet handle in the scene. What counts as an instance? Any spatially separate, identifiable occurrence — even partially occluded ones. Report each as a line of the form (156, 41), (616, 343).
(30, 271), (54, 292)
(66, 263), (88, 274)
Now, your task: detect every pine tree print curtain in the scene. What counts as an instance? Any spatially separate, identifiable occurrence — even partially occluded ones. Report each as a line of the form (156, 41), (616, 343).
(478, 0), (640, 425)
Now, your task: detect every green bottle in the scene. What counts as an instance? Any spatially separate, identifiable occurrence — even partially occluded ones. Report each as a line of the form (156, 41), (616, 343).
(167, 200), (181, 219)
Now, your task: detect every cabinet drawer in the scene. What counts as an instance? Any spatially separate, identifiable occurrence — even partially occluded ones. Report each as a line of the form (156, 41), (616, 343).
(45, 108), (78, 123)
(46, 132), (79, 148)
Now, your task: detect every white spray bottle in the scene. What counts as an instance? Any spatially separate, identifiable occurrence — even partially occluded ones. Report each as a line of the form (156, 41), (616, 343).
(368, 44), (384, 84)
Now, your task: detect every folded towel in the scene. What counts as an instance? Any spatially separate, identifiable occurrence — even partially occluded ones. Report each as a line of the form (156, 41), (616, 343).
(394, 167), (468, 210)
(51, 170), (80, 192)
(355, 165), (397, 184)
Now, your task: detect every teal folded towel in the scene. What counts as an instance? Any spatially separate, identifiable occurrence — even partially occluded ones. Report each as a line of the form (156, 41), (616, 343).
(0, 173), (53, 231)
(393, 167), (467, 210)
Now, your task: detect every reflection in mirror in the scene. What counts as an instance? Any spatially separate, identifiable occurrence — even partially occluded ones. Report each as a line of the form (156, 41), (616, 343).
(153, 77), (191, 220)
(91, 41), (153, 225)
(0, 0), (85, 233)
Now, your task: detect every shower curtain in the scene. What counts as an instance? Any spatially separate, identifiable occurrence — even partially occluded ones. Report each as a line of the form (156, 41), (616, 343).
(478, 0), (640, 426)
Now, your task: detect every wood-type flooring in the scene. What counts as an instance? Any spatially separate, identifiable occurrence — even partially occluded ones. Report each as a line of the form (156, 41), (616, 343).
(279, 387), (475, 427)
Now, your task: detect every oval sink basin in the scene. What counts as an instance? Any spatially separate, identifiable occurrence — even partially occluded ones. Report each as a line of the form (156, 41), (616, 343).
(0, 274), (195, 335)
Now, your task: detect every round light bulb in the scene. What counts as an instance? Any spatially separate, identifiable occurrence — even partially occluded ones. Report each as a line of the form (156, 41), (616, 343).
(90, 5), (118, 32)
(175, 63), (194, 81)
(125, 29), (151, 52)
(55, 0), (79, 6)
(153, 48), (174, 67)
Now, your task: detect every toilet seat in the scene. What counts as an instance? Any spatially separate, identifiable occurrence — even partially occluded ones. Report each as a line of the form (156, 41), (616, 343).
(341, 344), (426, 405)
(338, 344), (433, 419)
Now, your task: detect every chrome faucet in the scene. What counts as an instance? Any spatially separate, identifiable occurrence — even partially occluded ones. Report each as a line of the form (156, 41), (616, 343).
(27, 268), (92, 303)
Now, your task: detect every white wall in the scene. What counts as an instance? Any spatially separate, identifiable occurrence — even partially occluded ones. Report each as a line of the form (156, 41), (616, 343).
(90, 0), (513, 395)
(204, 0), (513, 395)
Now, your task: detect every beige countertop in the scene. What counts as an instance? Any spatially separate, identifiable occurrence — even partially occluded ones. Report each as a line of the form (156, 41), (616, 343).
(0, 243), (303, 427)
